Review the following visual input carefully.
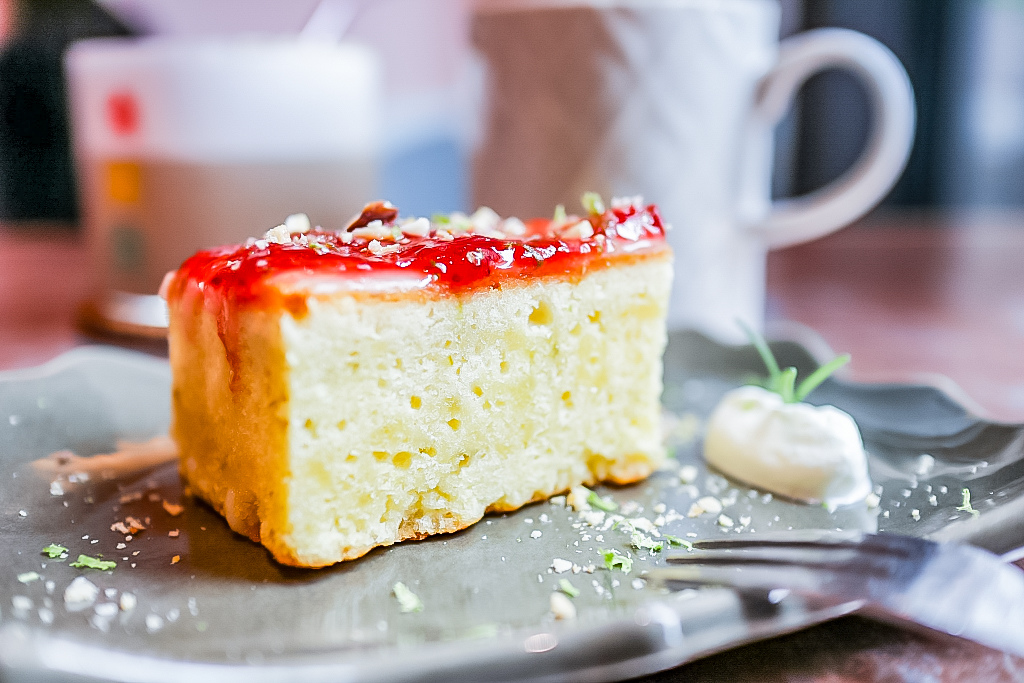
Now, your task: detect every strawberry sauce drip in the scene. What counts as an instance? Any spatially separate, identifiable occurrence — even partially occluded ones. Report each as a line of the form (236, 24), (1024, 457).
(169, 203), (667, 306)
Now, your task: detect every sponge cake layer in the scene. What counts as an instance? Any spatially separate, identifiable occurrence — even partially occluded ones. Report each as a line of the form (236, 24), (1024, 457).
(166, 201), (671, 567)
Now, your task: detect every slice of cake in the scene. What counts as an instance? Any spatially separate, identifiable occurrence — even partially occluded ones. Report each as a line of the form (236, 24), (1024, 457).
(163, 196), (672, 567)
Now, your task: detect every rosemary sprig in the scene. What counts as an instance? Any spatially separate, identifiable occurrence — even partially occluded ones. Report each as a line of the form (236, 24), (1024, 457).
(777, 366), (798, 403)
(739, 320), (850, 404)
(740, 319), (781, 387)
(795, 354), (852, 402)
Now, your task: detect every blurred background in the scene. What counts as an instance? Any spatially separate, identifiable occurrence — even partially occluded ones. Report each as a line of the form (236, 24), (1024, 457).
(2, 0), (1024, 418)
(0, 0), (1021, 229)
(0, 0), (474, 227)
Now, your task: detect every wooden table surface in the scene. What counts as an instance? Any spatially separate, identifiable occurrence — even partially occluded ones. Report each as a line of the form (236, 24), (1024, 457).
(2, 214), (1024, 681)
(767, 212), (1024, 425)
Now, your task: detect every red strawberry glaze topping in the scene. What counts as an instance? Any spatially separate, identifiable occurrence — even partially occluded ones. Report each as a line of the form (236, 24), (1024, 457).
(166, 201), (668, 310)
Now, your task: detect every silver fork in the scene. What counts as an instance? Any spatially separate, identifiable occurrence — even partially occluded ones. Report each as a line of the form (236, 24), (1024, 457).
(654, 530), (1024, 657)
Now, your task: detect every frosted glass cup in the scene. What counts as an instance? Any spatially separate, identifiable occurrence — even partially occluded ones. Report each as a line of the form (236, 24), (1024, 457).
(65, 38), (380, 335)
(472, 0), (915, 342)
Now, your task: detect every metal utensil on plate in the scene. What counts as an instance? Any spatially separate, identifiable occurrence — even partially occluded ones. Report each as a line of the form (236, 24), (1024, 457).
(653, 530), (1024, 657)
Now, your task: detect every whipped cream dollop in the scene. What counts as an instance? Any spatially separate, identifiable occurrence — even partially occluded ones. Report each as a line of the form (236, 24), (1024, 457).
(703, 385), (872, 505)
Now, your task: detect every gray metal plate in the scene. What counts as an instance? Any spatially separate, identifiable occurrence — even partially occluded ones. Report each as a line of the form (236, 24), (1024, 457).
(0, 330), (1020, 681)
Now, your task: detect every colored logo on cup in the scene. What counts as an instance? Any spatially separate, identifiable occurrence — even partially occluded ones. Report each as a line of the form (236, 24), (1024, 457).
(106, 92), (140, 136)
(106, 161), (140, 204)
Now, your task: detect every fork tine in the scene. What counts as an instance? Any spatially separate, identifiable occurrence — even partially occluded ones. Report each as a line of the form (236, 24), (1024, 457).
(658, 533), (1024, 658)
(655, 563), (840, 595)
(689, 540), (871, 552)
(666, 548), (895, 577)
(687, 535), (919, 559)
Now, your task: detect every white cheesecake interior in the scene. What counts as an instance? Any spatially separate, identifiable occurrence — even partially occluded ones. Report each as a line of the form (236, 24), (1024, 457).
(170, 254), (672, 566)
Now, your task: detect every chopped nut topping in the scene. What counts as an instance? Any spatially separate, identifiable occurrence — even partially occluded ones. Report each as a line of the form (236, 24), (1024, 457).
(611, 195), (644, 209)
(64, 577), (99, 612)
(162, 500), (184, 517)
(550, 592), (576, 620)
(263, 224), (292, 244)
(119, 592), (137, 611)
(627, 517), (657, 533)
(580, 510), (606, 526)
(561, 220), (595, 240)
(697, 496), (723, 515)
(347, 200), (399, 230)
(263, 213), (313, 244)
(566, 485), (591, 512)
(401, 217), (430, 237)
(352, 224), (392, 241)
(445, 212), (473, 234)
(284, 213), (311, 234)
(470, 206), (501, 233)
(111, 516), (146, 535)
(501, 216), (528, 237)
(551, 558), (573, 574)
(367, 240), (402, 256)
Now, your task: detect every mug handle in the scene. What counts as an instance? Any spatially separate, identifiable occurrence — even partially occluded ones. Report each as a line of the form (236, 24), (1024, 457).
(740, 28), (916, 249)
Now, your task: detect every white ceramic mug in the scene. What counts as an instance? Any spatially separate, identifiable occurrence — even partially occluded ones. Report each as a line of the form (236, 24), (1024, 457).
(65, 37), (380, 333)
(472, 0), (915, 342)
